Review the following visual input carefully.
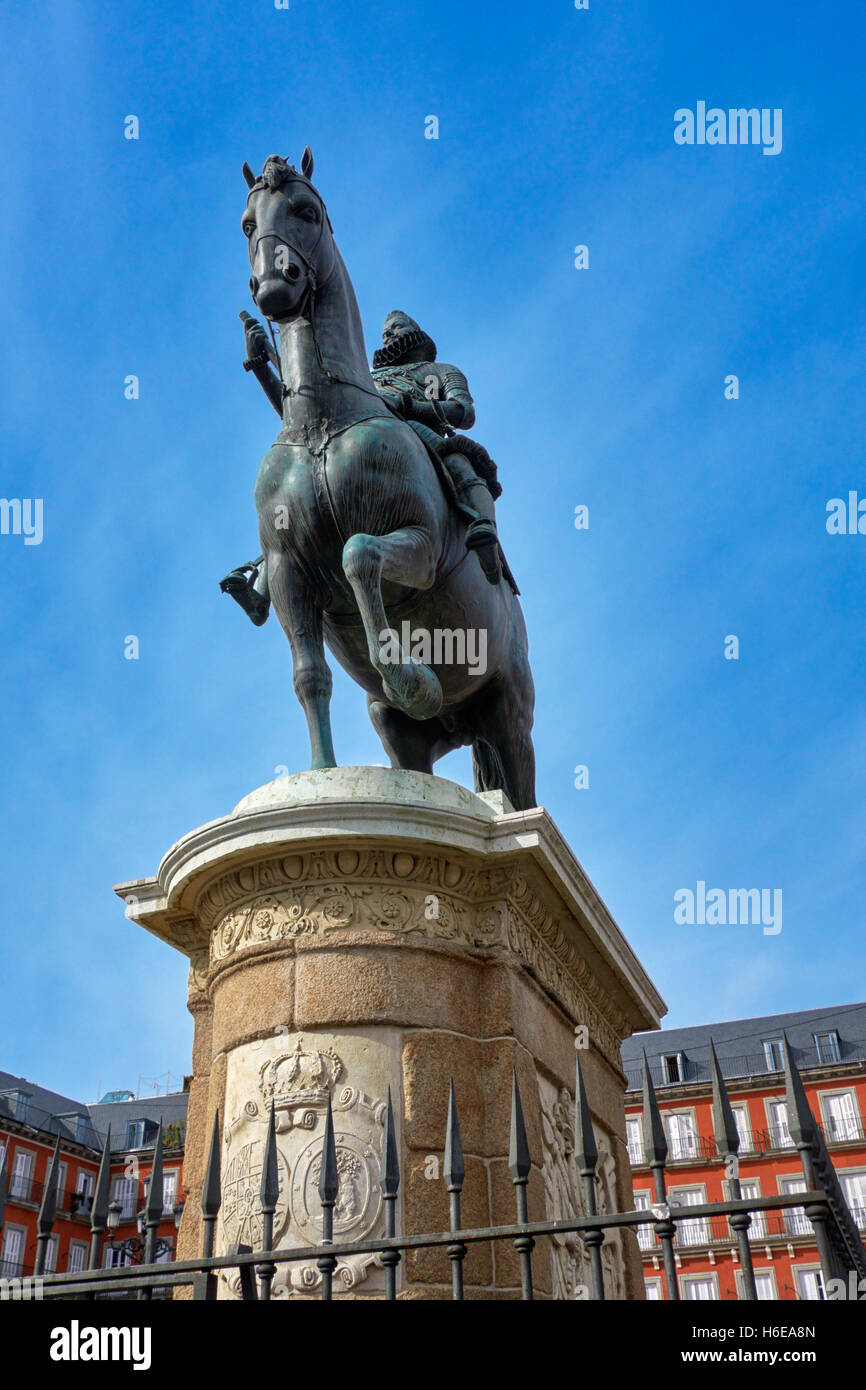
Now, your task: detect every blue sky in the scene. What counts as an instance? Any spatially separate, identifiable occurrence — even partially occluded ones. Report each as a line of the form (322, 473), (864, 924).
(1, 0), (864, 1102)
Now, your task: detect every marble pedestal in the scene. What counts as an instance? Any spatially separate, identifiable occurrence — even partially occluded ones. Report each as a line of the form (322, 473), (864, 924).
(117, 768), (664, 1299)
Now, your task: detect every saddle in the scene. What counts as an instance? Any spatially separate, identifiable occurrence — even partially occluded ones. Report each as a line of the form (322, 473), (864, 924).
(404, 420), (518, 594)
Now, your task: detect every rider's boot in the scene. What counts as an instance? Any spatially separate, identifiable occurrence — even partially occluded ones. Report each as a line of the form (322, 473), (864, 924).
(220, 558), (271, 626)
(445, 454), (502, 586)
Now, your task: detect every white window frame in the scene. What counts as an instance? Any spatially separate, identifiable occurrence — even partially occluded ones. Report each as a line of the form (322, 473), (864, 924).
(67, 1240), (88, 1273)
(793, 1264), (825, 1301)
(735, 1266), (777, 1300)
(662, 1108), (699, 1161)
(662, 1052), (684, 1085)
(765, 1097), (794, 1148)
(626, 1117), (643, 1166)
(729, 1102), (757, 1154)
(839, 1169), (866, 1231)
(644, 1278), (663, 1300)
(681, 1273), (719, 1300)
(779, 1174), (812, 1237)
(669, 1184), (709, 1247)
(162, 1168), (179, 1215)
(763, 1039), (784, 1071)
(819, 1088), (861, 1143)
(111, 1174), (139, 1220)
(0, 1223), (27, 1278)
(736, 1178), (767, 1239)
(813, 1030), (841, 1065)
(9, 1146), (36, 1200)
(633, 1188), (655, 1250)
(44, 1233), (60, 1274)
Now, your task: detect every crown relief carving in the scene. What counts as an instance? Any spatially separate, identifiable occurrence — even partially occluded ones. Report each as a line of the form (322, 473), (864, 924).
(259, 1039), (344, 1111)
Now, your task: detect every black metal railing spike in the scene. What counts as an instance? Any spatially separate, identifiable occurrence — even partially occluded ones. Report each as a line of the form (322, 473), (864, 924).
(508, 1069), (534, 1299)
(192, 1110), (222, 1301)
(574, 1055), (604, 1300)
(202, 1109), (222, 1256)
(139, 1121), (164, 1302)
(317, 1095), (339, 1301)
(258, 1101), (279, 1301)
(88, 1125), (112, 1277)
(34, 1134), (62, 1277)
(443, 1078), (467, 1300)
(641, 1051), (679, 1300)
(783, 1032), (866, 1283)
(0, 1139), (7, 1240)
(379, 1086), (401, 1300)
(709, 1038), (756, 1300)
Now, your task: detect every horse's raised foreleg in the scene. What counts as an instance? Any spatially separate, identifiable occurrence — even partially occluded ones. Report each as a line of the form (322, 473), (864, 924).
(342, 528), (443, 721)
(267, 552), (336, 769)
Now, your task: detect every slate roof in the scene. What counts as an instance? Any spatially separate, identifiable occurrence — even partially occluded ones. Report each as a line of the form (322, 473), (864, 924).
(0, 1068), (188, 1153)
(621, 1001), (866, 1093)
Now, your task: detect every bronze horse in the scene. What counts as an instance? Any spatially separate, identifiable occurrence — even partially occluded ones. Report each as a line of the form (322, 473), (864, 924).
(225, 149), (536, 810)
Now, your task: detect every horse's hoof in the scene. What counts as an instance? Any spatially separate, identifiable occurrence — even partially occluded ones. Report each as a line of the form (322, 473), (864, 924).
(382, 663), (443, 721)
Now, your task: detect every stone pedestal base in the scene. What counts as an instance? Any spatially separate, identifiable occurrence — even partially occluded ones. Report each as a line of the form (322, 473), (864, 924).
(118, 768), (664, 1299)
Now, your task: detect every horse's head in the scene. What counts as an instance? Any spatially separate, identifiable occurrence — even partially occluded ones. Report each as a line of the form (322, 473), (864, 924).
(242, 149), (335, 322)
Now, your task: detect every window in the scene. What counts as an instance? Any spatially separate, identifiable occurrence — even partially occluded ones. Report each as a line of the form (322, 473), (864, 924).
(662, 1054), (682, 1084)
(44, 1234), (60, 1274)
(10, 1148), (35, 1200)
(162, 1169), (178, 1215)
(644, 1279), (663, 1300)
(822, 1092), (861, 1142)
(763, 1040), (783, 1071)
(683, 1276), (718, 1300)
(0, 1090), (32, 1122)
(633, 1190), (655, 1250)
(736, 1268), (776, 1300)
(56, 1162), (68, 1203)
(780, 1176), (812, 1237)
(738, 1180), (766, 1239)
(125, 1120), (149, 1150)
(670, 1188), (708, 1247)
(111, 1175), (138, 1219)
(795, 1267), (825, 1301)
(0, 1226), (25, 1278)
(732, 1105), (754, 1153)
(841, 1172), (866, 1230)
(67, 1241), (88, 1273)
(72, 1170), (94, 1217)
(814, 1031), (841, 1065)
(626, 1117), (643, 1166)
(767, 1099), (793, 1148)
(664, 1112), (698, 1160)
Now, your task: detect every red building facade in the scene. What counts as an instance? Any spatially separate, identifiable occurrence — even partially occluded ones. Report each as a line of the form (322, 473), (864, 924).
(622, 1003), (866, 1300)
(0, 1074), (187, 1283)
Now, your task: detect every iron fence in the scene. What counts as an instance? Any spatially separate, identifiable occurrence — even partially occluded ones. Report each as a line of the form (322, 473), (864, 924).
(2, 1036), (864, 1302)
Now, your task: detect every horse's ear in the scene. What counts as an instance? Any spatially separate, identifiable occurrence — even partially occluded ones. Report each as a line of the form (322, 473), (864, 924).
(242, 161), (257, 189)
(301, 146), (314, 180)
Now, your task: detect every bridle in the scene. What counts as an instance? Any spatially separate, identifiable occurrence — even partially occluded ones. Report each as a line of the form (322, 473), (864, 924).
(244, 177), (390, 406)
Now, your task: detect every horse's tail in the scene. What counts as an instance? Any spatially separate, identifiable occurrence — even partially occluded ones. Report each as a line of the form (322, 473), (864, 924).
(471, 737), (509, 798)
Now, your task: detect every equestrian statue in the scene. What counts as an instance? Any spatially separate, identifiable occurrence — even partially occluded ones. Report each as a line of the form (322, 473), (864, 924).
(220, 149), (536, 810)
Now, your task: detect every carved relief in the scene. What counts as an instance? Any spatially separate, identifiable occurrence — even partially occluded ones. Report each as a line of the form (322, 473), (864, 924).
(219, 1035), (391, 1296)
(198, 848), (628, 1068)
(539, 1082), (626, 1300)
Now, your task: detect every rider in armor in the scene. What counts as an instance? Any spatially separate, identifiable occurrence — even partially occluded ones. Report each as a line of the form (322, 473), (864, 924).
(221, 310), (507, 622)
(371, 310), (503, 586)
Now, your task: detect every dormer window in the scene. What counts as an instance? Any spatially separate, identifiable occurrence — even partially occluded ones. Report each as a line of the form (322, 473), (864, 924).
(0, 1089), (31, 1122)
(662, 1054), (683, 1084)
(763, 1039), (783, 1071)
(814, 1031), (841, 1064)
